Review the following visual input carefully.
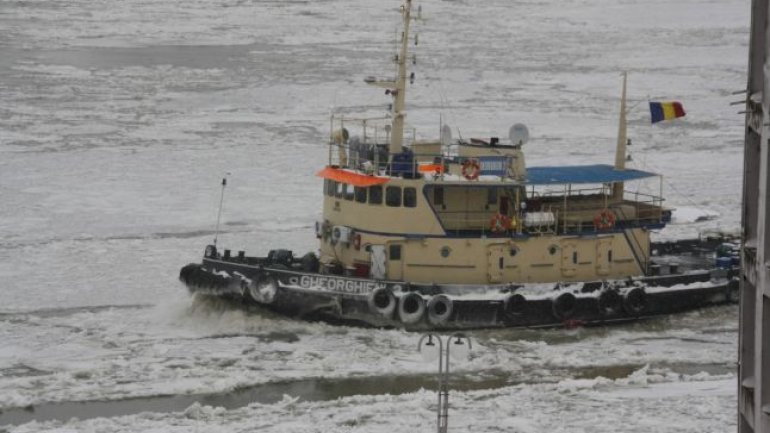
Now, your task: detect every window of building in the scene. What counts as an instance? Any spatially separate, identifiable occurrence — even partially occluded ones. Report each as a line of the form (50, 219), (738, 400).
(389, 244), (402, 260)
(369, 185), (383, 205)
(354, 186), (367, 203)
(386, 186), (402, 207)
(404, 187), (417, 208)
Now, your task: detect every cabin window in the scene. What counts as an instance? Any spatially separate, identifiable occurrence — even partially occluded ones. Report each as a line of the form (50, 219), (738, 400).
(386, 186), (402, 207)
(389, 244), (402, 260)
(608, 250), (613, 262)
(354, 186), (367, 203)
(572, 252), (578, 264)
(404, 187), (417, 208)
(324, 180), (333, 196)
(343, 183), (354, 201)
(433, 187), (444, 206)
(369, 185), (383, 205)
(335, 181), (344, 198)
(487, 188), (498, 206)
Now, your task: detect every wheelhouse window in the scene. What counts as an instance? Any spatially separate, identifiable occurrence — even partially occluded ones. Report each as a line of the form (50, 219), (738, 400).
(369, 185), (383, 205)
(335, 181), (344, 198)
(343, 183), (354, 201)
(354, 186), (367, 203)
(325, 180), (336, 197)
(386, 186), (402, 207)
(433, 186), (444, 206)
(404, 187), (417, 208)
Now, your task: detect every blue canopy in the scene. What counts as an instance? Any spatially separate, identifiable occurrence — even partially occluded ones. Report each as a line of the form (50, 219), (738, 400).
(526, 164), (658, 185)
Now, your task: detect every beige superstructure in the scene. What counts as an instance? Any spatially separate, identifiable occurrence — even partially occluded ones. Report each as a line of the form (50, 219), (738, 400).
(316, 0), (665, 286)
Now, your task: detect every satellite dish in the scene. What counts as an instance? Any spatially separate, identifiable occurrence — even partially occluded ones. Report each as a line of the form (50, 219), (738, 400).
(509, 123), (529, 146)
(440, 124), (452, 147)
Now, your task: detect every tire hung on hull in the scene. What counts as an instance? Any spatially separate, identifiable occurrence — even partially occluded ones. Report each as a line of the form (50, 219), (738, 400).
(247, 276), (279, 305)
(551, 292), (577, 320)
(368, 287), (397, 318)
(597, 288), (622, 316)
(427, 294), (454, 325)
(398, 292), (426, 324)
(623, 287), (647, 315)
(503, 293), (527, 319)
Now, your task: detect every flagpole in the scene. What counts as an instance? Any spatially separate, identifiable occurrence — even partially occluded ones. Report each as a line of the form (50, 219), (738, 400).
(213, 175), (228, 247)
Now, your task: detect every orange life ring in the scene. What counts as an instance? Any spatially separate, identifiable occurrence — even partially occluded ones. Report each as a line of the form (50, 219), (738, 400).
(462, 159), (480, 180)
(490, 213), (511, 233)
(593, 209), (616, 230)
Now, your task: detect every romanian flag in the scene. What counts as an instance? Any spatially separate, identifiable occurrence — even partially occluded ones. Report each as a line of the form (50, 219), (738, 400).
(649, 101), (686, 124)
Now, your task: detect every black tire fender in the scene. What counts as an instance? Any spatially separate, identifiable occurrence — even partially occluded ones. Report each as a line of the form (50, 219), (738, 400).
(247, 277), (278, 305)
(503, 293), (527, 319)
(552, 292), (577, 320)
(623, 287), (647, 315)
(597, 289), (622, 316)
(427, 294), (454, 325)
(368, 287), (397, 318)
(398, 292), (426, 324)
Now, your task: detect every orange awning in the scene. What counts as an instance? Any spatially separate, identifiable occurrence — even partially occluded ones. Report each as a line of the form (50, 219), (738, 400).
(417, 163), (445, 174)
(316, 167), (390, 187)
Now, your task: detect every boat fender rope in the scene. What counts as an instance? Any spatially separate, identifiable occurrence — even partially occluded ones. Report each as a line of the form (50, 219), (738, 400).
(461, 159), (480, 180)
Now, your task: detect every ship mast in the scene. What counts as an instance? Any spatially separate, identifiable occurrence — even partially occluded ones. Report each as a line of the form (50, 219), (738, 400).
(612, 71), (628, 200)
(390, 0), (413, 154)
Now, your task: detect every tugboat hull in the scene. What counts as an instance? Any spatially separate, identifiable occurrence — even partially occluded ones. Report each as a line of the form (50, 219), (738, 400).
(179, 248), (738, 330)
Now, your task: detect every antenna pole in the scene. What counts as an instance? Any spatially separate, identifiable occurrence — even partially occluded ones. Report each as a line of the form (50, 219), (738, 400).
(612, 72), (628, 201)
(389, 0), (413, 155)
(213, 176), (228, 246)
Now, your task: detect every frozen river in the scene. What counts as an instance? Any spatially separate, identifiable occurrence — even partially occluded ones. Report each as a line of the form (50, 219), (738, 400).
(0, 0), (748, 431)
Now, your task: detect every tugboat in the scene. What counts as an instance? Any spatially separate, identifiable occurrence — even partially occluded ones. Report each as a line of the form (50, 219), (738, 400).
(179, 0), (738, 330)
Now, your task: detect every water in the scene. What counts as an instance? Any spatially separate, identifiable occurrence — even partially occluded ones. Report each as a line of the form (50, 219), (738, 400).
(0, 0), (748, 431)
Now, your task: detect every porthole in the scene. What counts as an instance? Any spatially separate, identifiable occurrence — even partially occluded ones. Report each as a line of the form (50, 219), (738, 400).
(440, 246), (451, 258)
(509, 247), (518, 257)
(548, 245), (558, 255)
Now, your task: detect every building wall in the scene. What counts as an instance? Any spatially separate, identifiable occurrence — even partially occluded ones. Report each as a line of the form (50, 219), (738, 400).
(739, 1), (770, 431)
